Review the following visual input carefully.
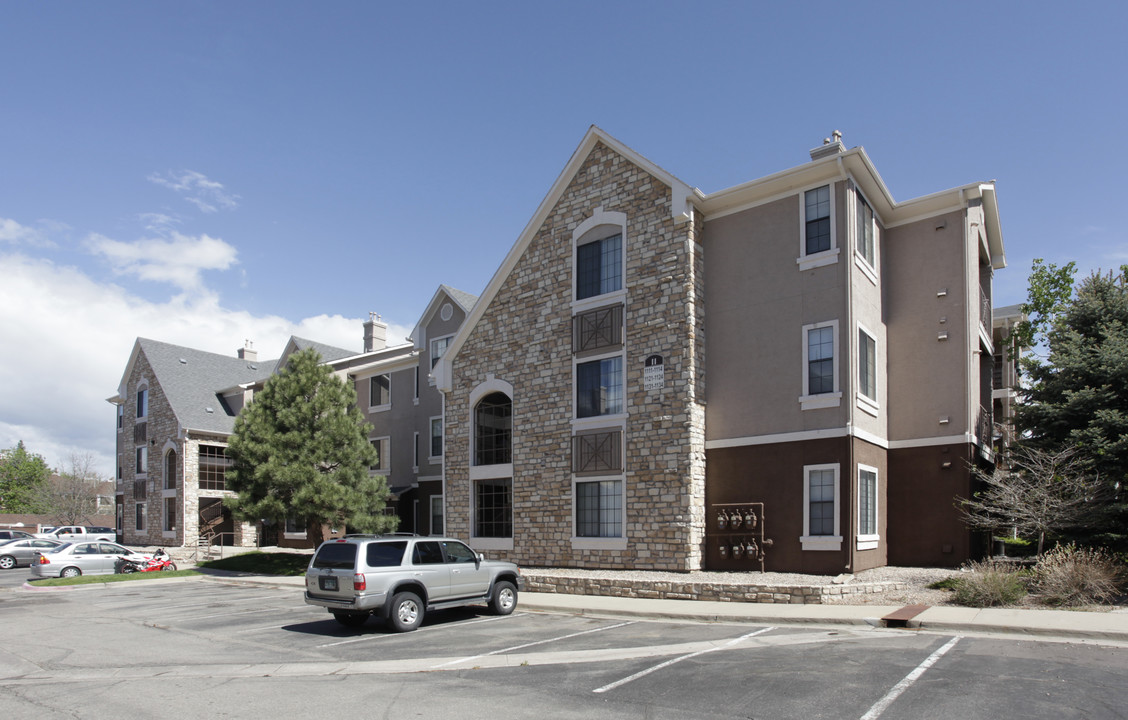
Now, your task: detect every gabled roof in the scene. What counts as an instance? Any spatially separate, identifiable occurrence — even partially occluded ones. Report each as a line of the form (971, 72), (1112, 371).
(411, 284), (478, 350)
(276, 336), (357, 370)
(434, 126), (696, 391)
(110, 338), (279, 436)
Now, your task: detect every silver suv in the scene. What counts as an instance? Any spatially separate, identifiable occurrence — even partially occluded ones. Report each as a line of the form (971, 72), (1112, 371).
(303, 535), (523, 632)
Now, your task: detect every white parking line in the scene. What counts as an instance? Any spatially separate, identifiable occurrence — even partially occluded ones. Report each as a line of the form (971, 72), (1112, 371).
(432, 621), (635, 668)
(593, 626), (775, 694)
(859, 636), (961, 720)
(316, 613), (522, 648)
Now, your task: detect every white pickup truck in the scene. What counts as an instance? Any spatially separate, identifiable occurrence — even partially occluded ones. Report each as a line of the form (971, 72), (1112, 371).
(34, 525), (117, 543)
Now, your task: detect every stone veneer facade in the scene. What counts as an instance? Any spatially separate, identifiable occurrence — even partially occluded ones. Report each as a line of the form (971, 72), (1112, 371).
(444, 141), (708, 571)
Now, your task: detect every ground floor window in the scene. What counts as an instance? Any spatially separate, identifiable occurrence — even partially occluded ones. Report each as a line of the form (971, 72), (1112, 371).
(163, 497), (176, 532)
(474, 478), (512, 538)
(857, 465), (879, 550)
(801, 464), (841, 551)
(576, 479), (622, 537)
(430, 495), (444, 536)
(135, 503), (146, 532)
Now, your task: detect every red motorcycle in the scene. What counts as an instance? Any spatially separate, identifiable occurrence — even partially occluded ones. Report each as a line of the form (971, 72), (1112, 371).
(116, 549), (178, 573)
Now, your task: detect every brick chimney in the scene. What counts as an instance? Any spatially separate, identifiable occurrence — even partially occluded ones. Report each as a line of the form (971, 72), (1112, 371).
(363, 312), (387, 352)
(237, 340), (257, 362)
(809, 130), (845, 161)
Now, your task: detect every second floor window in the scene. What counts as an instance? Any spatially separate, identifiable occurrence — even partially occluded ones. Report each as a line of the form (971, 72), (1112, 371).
(369, 374), (390, 408)
(804, 185), (831, 255)
(576, 234), (622, 300)
(807, 327), (835, 395)
(136, 388), (148, 419)
(475, 393), (511, 466)
(576, 356), (623, 418)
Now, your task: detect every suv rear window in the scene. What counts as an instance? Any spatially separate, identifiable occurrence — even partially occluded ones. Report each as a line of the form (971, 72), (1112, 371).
(366, 541), (407, 567)
(311, 543), (358, 570)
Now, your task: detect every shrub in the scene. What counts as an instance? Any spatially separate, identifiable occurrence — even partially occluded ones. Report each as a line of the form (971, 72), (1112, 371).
(952, 561), (1028, 607)
(1031, 544), (1126, 607)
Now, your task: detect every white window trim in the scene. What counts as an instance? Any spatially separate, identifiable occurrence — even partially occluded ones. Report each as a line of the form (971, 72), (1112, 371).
(572, 207), (628, 312)
(801, 463), (842, 551)
(430, 494), (444, 536)
(571, 473), (627, 550)
(857, 463), (880, 550)
(797, 183), (838, 271)
(430, 333), (454, 370)
(856, 322), (879, 417)
(136, 446), (149, 476)
(852, 185), (879, 281)
(414, 367), (421, 403)
(369, 435), (390, 474)
(412, 432), (420, 474)
(800, 320), (841, 410)
(368, 374), (391, 413)
(135, 502), (146, 532)
(161, 495), (177, 537)
(428, 415), (443, 463)
(117, 405), (124, 433)
(573, 348), (627, 420)
(136, 380), (149, 420)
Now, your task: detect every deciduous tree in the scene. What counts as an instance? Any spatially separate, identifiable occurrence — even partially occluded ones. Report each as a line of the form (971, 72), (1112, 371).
(37, 452), (107, 524)
(225, 348), (397, 546)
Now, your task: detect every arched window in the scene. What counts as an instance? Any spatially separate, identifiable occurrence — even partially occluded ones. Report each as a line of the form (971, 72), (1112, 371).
(475, 392), (511, 466)
(164, 449), (177, 490)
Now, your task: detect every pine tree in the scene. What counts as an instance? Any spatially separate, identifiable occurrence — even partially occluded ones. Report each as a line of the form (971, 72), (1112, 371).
(1015, 264), (1128, 549)
(225, 348), (397, 546)
(0, 441), (50, 513)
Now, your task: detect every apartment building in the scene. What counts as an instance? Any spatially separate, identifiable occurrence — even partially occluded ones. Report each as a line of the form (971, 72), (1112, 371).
(108, 285), (473, 548)
(434, 127), (1007, 573)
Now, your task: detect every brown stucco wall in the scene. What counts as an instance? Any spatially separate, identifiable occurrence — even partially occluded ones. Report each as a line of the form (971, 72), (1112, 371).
(887, 443), (980, 567)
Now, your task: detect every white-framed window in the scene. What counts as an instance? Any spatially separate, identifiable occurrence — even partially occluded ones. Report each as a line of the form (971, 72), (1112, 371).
(430, 335), (453, 369)
(855, 189), (876, 271)
(370, 436), (390, 473)
(801, 464), (842, 551)
(414, 366), (420, 402)
(136, 386), (148, 419)
(369, 374), (390, 410)
(798, 184), (838, 270)
(574, 478), (623, 538)
(469, 379), (515, 550)
(473, 478), (512, 539)
(162, 497), (176, 533)
(412, 431), (420, 473)
(117, 404), (124, 432)
(800, 320), (841, 410)
(430, 495), (444, 536)
(474, 392), (511, 466)
(135, 503), (146, 532)
(430, 417), (443, 460)
(857, 464), (879, 550)
(135, 446), (148, 475)
(857, 324), (878, 415)
(284, 517), (304, 534)
(163, 449), (177, 490)
(572, 209), (628, 310)
(575, 353), (625, 419)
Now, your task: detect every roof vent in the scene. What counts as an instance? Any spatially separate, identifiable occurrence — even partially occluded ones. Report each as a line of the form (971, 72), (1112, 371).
(179, 358), (187, 364)
(810, 130), (845, 161)
(205, 407), (214, 414)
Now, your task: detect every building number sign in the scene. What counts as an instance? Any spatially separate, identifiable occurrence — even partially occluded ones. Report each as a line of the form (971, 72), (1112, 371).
(643, 354), (664, 391)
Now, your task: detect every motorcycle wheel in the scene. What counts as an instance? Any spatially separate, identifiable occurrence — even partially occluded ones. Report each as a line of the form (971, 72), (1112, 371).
(162, 563), (177, 572)
(121, 564), (137, 573)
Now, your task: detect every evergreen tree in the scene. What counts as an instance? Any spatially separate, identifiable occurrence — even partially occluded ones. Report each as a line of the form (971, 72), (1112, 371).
(1014, 262), (1128, 548)
(225, 348), (397, 546)
(0, 441), (50, 513)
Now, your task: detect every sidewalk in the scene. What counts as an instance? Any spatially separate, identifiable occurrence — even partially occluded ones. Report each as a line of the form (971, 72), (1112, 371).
(196, 570), (1128, 644)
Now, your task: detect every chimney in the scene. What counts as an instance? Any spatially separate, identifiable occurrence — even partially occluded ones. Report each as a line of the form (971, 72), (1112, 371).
(237, 340), (257, 362)
(809, 130), (845, 161)
(363, 312), (387, 352)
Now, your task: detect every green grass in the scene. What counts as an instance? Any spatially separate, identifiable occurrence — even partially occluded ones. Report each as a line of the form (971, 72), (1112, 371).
(28, 569), (201, 587)
(198, 551), (310, 576)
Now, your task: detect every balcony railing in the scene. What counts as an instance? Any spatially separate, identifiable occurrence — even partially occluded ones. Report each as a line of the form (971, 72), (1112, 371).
(980, 286), (991, 331)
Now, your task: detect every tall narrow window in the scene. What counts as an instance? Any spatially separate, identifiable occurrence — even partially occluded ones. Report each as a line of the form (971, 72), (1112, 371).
(135, 446), (148, 474)
(430, 417), (443, 458)
(430, 336), (452, 368)
(856, 192), (875, 267)
(576, 234), (622, 300)
(370, 437), (390, 473)
(808, 468), (835, 536)
(807, 327), (835, 395)
(804, 185), (831, 255)
(164, 450), (177, 490)
(474, 478), (512, 538)
(576, 356), (623, 417)
(858, 466), (878, 537)
(859, 328), (876, 401)
(163, 497), (177, 532)
(475, 393), (511, 465)
(430, 496), (444, 535)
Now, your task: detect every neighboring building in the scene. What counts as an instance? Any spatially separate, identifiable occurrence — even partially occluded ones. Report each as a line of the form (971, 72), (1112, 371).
(434, 127), (1007, 573)
(108, 285), (474, 549)
(991, 304), (1026, 453)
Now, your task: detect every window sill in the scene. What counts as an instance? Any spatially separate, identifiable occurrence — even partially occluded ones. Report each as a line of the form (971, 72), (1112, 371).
(367, 404), (391, 414)
(283, 532), (308, 540)
(854, 254), (878, 286)
(428, 455), (442, 465)
(572, 413), (628, 431)
(571, 288), (627, 314)
(856, 393), (879, 417)
(571, 537), (627, 551)
(856, 535), (879, 551)
(470, 537), (513, 552)
(799, 392), (842, 411)
(797, 248), (839, 271)
(800, 535), (843, 551)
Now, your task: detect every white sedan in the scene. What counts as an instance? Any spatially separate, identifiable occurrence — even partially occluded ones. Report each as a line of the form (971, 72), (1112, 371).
(31, 541), (149, 578)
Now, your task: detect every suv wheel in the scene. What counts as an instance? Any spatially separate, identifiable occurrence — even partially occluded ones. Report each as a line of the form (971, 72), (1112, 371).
(489, 580), (518, 615)
(388, 591), (423, 632)
(332, 612), (369, 628)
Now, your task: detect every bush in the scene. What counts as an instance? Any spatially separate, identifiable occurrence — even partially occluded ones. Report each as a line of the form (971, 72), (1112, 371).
(1031, 544), (1126, 607)
(952, 561), (1028, 607)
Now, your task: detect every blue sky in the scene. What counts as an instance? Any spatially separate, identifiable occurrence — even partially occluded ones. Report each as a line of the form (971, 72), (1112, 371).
(2, 1), (1125, 477)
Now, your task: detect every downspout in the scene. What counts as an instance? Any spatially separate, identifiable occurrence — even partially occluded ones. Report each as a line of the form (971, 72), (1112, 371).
(843, 175), (856, 573)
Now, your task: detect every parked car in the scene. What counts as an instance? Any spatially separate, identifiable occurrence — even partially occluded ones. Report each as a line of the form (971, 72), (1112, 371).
(0, 530), (35, 541)
(0, 538), (64, 569)
(30, 541), (148, 578)
(34, 526), (116, 543)
(304, 535), (523, 631)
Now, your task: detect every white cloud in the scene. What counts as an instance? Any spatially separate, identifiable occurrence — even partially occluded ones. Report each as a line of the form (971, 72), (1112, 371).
(85, 231), (239, 290)
(0, 217), (56, 248)
(0, 250), (412, 480)
(138, 212), (181, 235)
(147, 170), (240, 213)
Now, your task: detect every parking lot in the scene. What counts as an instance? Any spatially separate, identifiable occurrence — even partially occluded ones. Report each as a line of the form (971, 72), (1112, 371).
(1, 576), (1126, 718)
